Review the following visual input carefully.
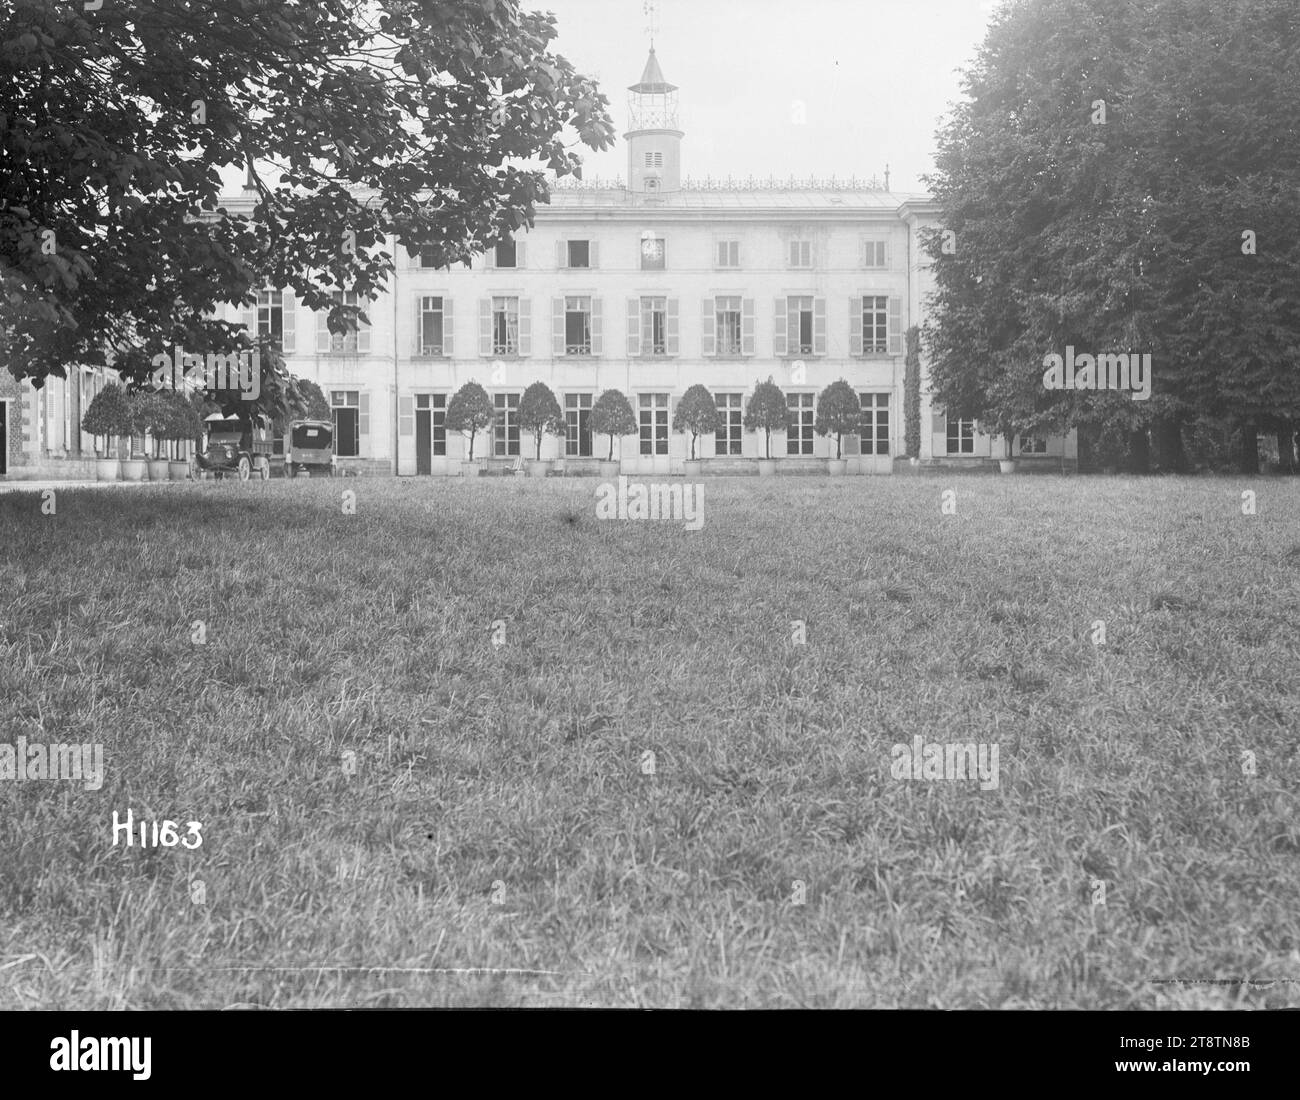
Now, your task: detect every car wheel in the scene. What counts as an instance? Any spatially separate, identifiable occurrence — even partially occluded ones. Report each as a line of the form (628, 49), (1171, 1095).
(238, 457), (251, 481)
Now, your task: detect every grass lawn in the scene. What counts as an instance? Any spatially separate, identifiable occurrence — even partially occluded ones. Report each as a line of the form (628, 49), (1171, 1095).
(1, 474), (1298, 1008)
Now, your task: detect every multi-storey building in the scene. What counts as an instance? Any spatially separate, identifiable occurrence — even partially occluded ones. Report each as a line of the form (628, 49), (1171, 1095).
(0, 46), (1076, 481)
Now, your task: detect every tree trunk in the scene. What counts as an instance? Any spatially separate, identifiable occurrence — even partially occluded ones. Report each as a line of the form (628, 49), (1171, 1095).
(1237, 423), (1260, 474)
(1151, 415), (1186, 473)
(1126, 428), (1151, 473)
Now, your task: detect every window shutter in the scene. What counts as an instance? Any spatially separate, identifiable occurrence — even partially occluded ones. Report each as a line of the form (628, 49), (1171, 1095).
(479, 298), (492, 356)
(442, 299), (454, 357)
(281, 291), (296, 353)
(589, 241), (599, 269)
(888, 297), (902, 355)
(773, 298), (787, 356)
(556, 241), (567, 269)
(399, 395), (414, 437)
(519, 299), (531, 356)
(742, 298), (755, 355)
(788, 241), (798, 267)
(932, 411), (947, 433)
(242, 303), (256, 337)
(881, 241), (890, 269)
(413, 296), (423, 355)
(715, 239), (724, 267)
(861, 239), (869, 268)
(814, 298), (827, 355)
(591, 297), (603, 356)
(850, 297), (863, 356)
(552, 298), (565, 356)
(483, 246), (494, 270)
(316, 309), (330, 353)
(809, 242), (817, 269)
(666, 298), (679, 355)
(627, 299), (641, 357)
(359, 392), (370, 449)
(701, 298), (715, 357)
(357, 319), (370, 354)
(516, 241), (526, 268)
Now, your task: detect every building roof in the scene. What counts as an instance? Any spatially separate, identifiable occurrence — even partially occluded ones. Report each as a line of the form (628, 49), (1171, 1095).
(629, 47), (676, 94)
(542, 184), (932, 213)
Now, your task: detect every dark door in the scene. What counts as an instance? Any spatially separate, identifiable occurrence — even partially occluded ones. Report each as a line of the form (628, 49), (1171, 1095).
(0, 402), (7, 474)
(416, 409), (431, 475)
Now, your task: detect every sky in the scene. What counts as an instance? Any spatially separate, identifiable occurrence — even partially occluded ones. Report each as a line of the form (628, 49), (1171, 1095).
(219, 0), (1005, 197)
(540, 0), (1005, 193)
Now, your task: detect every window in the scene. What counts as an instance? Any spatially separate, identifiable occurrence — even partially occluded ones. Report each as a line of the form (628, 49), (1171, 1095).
(788, 296), (814, 355)
(565, 393), (593, 457)
(863, 240), (888, 268)
(493, 392), (520, 456)
(789, 240), (812, 268)
(257, 290), (284, 352)
(640, 235), (666, 270)
(786, 392), (815, 455)
(641, 297), (667, 356)
(319, 291), (369, 354)
(417, 246), (439, 268)
(947, 417), (975, 455)
(716, 296), (742, 355)
(639, 393), (669, 456)
(494, 240), (517, 268)
(419, 296), (444, 355)
(715, 393), (743, 455)
(1019, 435), (1047, 454)
(493, 296), (519, 355)
(565, 296), (592, 355)
(716, 240), (740, 268)
(331, 390), (360, 457)
(416, 393), (446, 457)
(863, 296), (889, 354)
(858, 393), (890, 456)
(644, 151), (664, 168)
(567, 240), (590, 268)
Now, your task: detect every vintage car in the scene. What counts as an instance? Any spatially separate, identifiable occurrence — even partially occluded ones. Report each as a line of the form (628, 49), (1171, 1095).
(285, 418), (336, 477)
(196, 412), (275, 480)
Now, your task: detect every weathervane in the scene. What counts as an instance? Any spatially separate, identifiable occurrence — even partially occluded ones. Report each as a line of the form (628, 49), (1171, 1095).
(643, 0), (658, 48)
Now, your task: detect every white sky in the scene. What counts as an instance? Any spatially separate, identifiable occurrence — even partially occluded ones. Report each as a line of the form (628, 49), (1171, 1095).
(543, 0), (1003, 192)
(217, 0), (1002, 197)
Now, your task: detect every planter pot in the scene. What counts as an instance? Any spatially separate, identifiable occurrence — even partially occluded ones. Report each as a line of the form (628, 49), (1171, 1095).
(827, 459), (848, 476)
(148, 458), (170, 481)
(168, 460), (191, 481)
(998, 460), (1017, 474)
(757, 459), (778, 477)
(121, 458), (148, 481)
(598, 460), (621, 479)
(461, 461), (480, 478)
(526, 459), (549, 478)
(95, 458), (121, 482)
(683, 459), (702, 477)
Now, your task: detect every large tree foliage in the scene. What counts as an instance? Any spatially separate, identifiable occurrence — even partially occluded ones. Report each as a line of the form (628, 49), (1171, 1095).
(923, 0), (1300, 470)
(1, 0), (615, 388)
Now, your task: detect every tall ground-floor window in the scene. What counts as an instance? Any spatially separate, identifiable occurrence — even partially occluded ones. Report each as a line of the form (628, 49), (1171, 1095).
(415, 393), (446, 474)
(332, 390), (360, 456)
(493, 392), (520, 456)
(639, 393), (669, 456)
(714, 392), (743, 455)
(565, 393), (593, 457)
(786, 392), (814, 455)
(858, 392), (890, 455)
(946, 417), (974, 455)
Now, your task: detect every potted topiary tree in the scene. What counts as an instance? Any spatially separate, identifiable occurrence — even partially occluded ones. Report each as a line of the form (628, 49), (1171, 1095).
(672, 383), (719, 477)
(140, 391), (173, 481)
(590, 389), (637, 479)
(518, 381), (566, 478)
(743, 377), (789, 476)
(81, 382), (132, 481)
(118, 390), (152, 481)
(445, 381), (495, 477)
(160, 390), (203, 479)
(814, 379), (861, 475)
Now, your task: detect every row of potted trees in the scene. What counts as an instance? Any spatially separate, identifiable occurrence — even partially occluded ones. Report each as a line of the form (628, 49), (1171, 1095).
(81, 383), (207, 481)
(446, 377), (877, 477)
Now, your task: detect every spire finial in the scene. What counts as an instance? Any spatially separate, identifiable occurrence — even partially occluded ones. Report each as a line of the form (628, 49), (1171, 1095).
(643, 0), (658, 49)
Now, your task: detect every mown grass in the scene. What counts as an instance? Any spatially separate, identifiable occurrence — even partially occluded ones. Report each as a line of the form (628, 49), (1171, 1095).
(1, 474), (1298, 1008)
